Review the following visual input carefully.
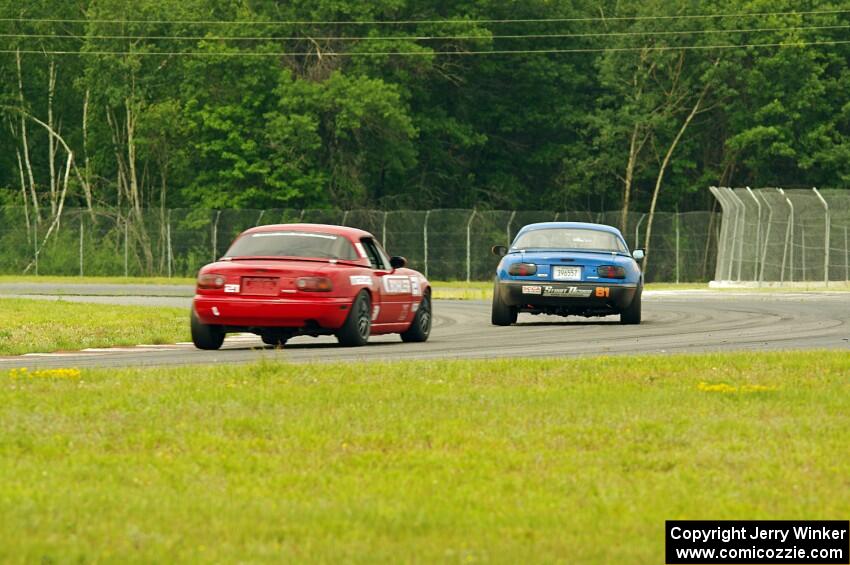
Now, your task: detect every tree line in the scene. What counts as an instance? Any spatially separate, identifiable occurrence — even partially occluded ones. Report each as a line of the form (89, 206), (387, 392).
(2, 0), (849, 246)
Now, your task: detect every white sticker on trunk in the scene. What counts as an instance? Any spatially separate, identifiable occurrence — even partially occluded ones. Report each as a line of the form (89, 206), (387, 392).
(349, 275), (372, 286)
(522, 285), (542, 294)
(383, 275), (412, 294)
(224, 284), (240, 293)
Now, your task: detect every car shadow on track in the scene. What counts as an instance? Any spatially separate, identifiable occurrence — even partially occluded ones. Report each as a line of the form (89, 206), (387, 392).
(224, 341), (403, 351)
(513, 320), (622, 327)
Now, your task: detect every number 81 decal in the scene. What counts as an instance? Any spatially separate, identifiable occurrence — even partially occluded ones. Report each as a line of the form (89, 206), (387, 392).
(595, 287), (610, 298)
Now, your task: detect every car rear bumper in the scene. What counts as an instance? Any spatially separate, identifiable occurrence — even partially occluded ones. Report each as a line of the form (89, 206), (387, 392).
(193, 295), (352, 329)
(497, 281), (638, 310)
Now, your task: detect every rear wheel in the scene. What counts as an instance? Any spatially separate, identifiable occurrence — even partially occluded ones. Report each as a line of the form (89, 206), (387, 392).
(620, 286), (642, 325)
(336, 291), (371, 347)
(191, 309), (225, 350)
(491, 281), (517, 326)
(401, 293), (432, 342)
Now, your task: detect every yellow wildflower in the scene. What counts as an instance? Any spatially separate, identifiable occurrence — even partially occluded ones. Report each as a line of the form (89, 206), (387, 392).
(7, 368), (81, 379)
(697, 382), (777, 394)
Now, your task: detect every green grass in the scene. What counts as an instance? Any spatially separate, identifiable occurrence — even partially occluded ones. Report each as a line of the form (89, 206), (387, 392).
(1, 352), (848, 563)
(0, 298), (188, 355)
(0, 275), (196, 285)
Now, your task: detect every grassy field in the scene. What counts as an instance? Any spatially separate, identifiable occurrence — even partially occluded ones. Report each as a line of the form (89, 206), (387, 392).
(0, 298), (188, 355)
(0, 275), (197, 285)
(1, 352), (848, 563)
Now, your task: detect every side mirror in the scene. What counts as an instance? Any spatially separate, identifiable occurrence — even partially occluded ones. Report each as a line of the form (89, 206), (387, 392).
(389, 256), (407, 269)
(491, 245), (508, 257)
(632, 249), (645, 261)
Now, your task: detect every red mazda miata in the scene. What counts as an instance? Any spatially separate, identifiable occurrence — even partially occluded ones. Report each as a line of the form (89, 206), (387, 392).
(191, 224), (432, 349)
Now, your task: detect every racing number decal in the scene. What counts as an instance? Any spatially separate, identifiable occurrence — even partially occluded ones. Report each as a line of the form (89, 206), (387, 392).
(383, 276), (412, 294)
(595, 287), (610, 298)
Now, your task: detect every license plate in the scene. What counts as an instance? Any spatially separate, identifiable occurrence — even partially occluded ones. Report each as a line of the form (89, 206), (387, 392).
(241, 277), (279, 296)
(543, 286), (592, 298)
(552, 266), (581, 281)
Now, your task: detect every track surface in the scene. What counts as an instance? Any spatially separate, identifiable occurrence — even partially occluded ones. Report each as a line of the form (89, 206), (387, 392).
(1, 286), (848, 369)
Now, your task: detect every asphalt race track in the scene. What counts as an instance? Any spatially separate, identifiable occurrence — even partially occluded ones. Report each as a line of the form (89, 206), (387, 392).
(1, 287), (848, 369)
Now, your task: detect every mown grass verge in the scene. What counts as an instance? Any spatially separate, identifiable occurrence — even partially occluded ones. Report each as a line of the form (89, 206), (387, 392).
(1, 352), (848, 563)
(0, 298), (188, 355)
(0, 275), (197, 286)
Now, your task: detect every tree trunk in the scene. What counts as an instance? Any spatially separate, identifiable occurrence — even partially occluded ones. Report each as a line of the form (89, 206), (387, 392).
(23, 152), (74, 274)
(47, 59), (58, 217)
(642, 85), (711, 274)
(82, 88), (94, 215)
(15, 49), (40, 224)
(621, 123), (646, 233)
(15, 149), (32, 241)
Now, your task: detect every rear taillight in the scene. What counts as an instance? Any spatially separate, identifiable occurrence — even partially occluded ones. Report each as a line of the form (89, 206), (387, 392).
(296, 276), (333, 292)
(508, 263), (538, 276)
(197, 273), (225, 289)
(597, 265), (626, 279)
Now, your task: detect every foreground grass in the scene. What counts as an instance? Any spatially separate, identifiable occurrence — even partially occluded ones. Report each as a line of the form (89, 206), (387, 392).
(1, 352), (848, 563)
(0, 298), (188, 355)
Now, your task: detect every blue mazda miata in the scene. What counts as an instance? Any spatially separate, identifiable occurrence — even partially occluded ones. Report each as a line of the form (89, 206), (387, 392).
(491, 222), (644, 325)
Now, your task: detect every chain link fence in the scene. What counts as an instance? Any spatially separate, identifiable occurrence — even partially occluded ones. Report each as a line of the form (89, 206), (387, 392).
(710, 187), (850, 284)
(0, 207), (719, 282)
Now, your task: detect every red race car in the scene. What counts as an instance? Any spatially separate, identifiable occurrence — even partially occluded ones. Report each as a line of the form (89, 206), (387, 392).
(191, 224), (432, 349)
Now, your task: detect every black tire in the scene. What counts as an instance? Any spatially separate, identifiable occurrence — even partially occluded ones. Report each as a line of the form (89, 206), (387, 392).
(401, 293), (432, 342)
(261, 333), (290, 347)
(491, 281), (518, 326)
(336, 291), (371, 347)
(191, 309), (225, 350)
(620, 286), (642, 325)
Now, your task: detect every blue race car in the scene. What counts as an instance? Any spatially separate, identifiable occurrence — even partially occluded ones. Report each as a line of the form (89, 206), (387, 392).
(491, 222), (644, 325)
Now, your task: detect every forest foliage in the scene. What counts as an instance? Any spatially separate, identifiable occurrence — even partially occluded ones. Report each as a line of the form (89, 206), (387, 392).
(2, 0), (850, 220)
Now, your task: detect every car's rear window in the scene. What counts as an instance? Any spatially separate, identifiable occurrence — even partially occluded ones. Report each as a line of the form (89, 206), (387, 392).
(513, 228), (626, 252)
(224, 231), (360, 260)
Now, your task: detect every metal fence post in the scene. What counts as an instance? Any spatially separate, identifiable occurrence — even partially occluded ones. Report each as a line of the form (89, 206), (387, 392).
(211, 210), (221, 262)
(33, 221), (38, 276)
(466, 210), (477, 283)
(675, 207), (680, 284)
(707, 187), (725, 280)
(801, 225), (807, 282)
(727, 188), (746, 282)
(423, 210), (431, 279)
(746, 187), (762, 280)
(255, 210), (265, 226)
(124, 218), (129, 277)
(813, 187), (829, 285)
(778, 188), (793, 283)
(79, 214), (84, 277)
(757, 191), (773, 285)
(341, 210), (349, 226)
(166, 209), (173, 279)
(381, 211), (388, 248)
(845, 226), (848, 282)
(506, 210), (516, 246)
(634, 213), (646, 251)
